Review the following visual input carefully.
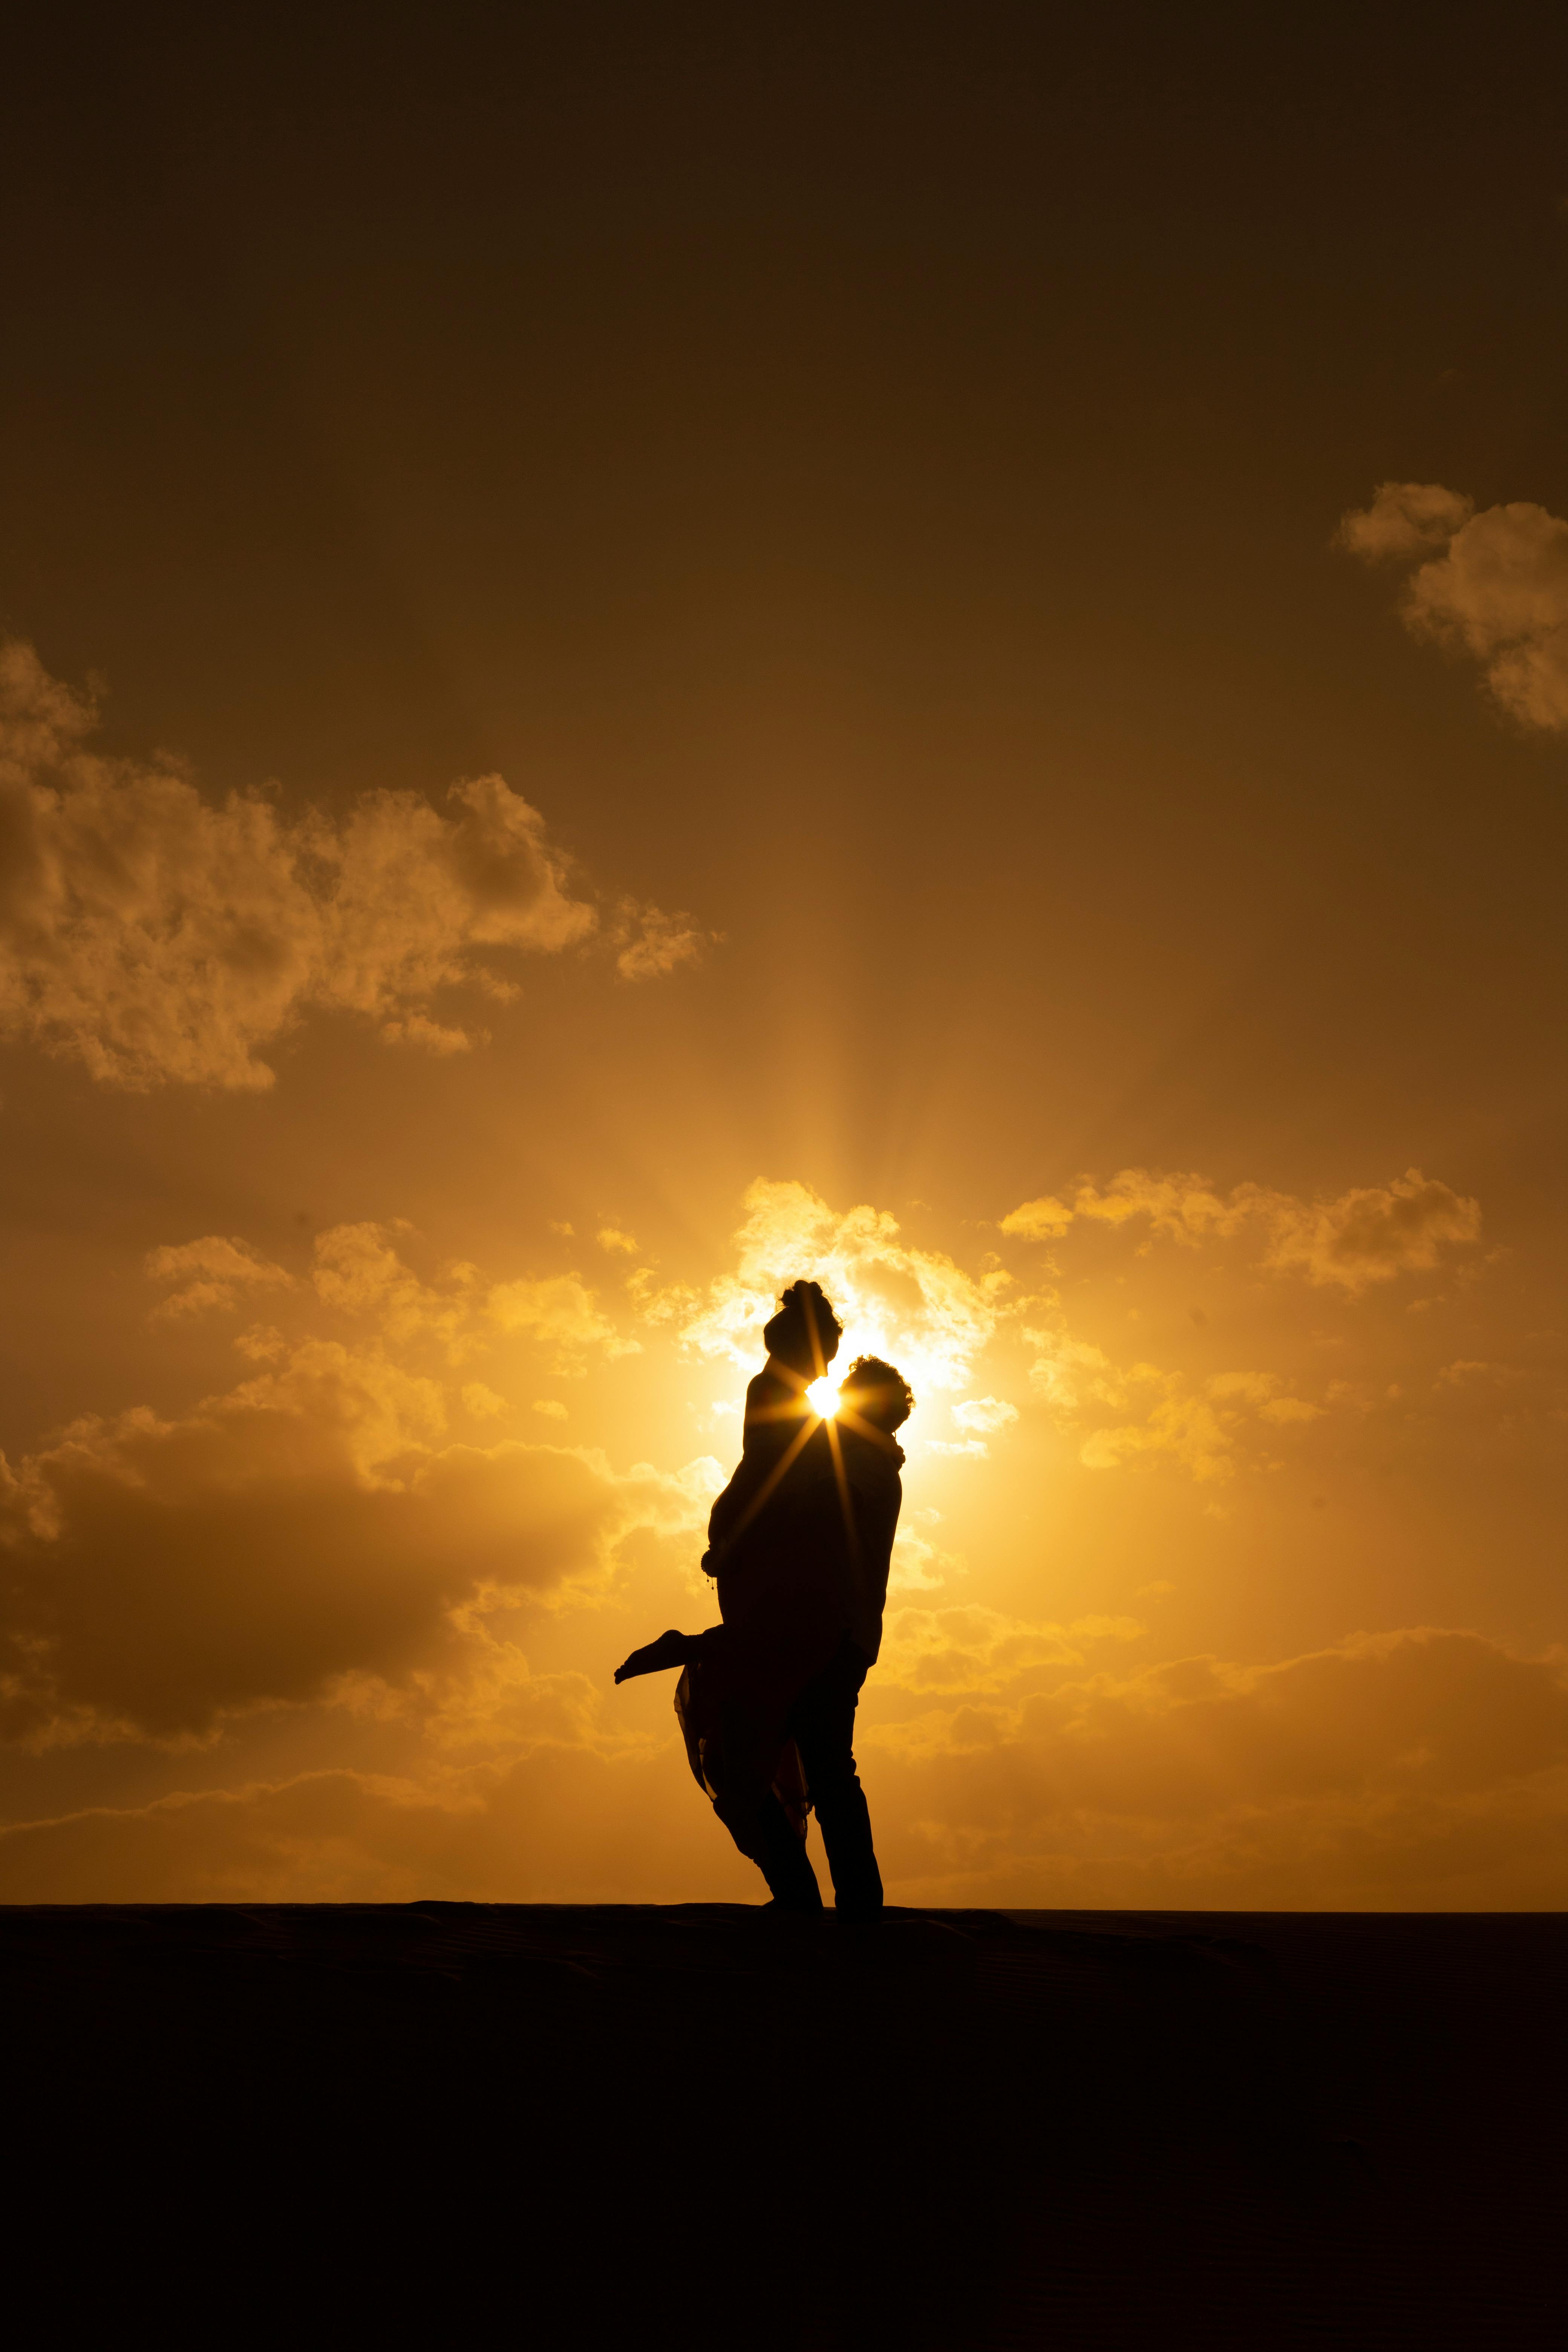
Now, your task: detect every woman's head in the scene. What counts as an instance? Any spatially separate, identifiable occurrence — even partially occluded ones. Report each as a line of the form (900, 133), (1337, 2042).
(763, 1279), (843, 1374)
(838, 1355), (914, 1433)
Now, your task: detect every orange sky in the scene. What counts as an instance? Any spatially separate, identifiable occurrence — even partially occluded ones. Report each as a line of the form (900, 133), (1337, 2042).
(1, 8), (1564, 1906)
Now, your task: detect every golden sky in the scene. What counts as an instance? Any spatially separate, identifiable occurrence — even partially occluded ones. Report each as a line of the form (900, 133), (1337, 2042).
(1, 10), (1564, 1906)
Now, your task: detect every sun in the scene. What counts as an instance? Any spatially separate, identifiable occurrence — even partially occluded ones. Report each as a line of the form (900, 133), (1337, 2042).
(806, 1375), (839, 1418)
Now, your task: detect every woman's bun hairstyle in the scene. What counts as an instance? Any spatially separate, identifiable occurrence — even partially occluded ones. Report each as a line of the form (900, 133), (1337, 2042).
(763, 1278), (843, 1369)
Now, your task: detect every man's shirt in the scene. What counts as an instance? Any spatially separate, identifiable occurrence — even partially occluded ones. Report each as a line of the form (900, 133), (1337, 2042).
(833, 1424), (903, 1664)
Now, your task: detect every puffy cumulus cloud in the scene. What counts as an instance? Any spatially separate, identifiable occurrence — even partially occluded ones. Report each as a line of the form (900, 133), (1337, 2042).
(997, 1195), (1073, 1240)
(1337, 481), (1475, 562)
(0, 1335), (707, 1749)
(236, 1324), (288, 1362)
(1026, 1337), (1324, 1484)
(887, 1522), (962, 1594)
(319, 769), (593, 999)
(0, 641), (710, 1091)
(1002, 1165), (1480, 1294)
(1078, 1388), (1246, 1484)
(145, 1235), (294, 1321)
(0, 1770), (468, 1902)
(311, 1221), (476, 1353)
(1071, 1168), (1244, 1242)
(1257, 1170), (1482, 1291)
(11, 1623), (1557, 1909)
(865, 1628), (1568, 1908)
(461, 1383), (507, 1418)
(877, 1606), (1144, 1695)
(1339, 482), (1568, 732)
(487, 1275), (640, 1363)
(1023, 1329), (1137, 1415)
(162, 1218), (639, 1370)
(379, 1012), (475, 1055)
(1258, 1395), (1327, 1425)
(951, 1396), (1018, 1436)
(413, 1648), (613, 1754)
(612, 899), (715, 982)
(672, 1178), (1009, 1400)
(0, 1740), (756, 1905)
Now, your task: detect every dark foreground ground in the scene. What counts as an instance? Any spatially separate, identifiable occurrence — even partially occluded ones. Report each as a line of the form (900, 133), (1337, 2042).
(8, 1904), (1564, 2348)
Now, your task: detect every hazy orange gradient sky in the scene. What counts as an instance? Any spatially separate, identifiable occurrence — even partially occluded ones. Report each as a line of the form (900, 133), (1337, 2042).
(2, 5), (1565, 1906)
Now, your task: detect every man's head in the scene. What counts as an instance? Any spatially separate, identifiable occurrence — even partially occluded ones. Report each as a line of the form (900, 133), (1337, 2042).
(763, 1279), (842, 1375)
(838, 1355), (914, 1434)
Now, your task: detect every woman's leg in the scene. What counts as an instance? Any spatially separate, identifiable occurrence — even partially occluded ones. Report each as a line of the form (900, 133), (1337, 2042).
(716, 1784), (824, 1910)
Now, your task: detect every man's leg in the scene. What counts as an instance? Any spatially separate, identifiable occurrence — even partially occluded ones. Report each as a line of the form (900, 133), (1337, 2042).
(789, 1639), (884, 1919)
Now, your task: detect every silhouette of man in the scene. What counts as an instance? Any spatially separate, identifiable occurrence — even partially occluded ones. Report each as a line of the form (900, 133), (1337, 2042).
(617, 1282), (911, 1918)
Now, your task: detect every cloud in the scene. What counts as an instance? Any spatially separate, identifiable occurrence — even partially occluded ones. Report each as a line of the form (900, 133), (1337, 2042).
(950, 1396), (1018, 1435)
(0, 1335), (703, 1749)
(487, 1275), (640, 1363)
(1002, 1165), (1480, 1294)
(145, 1235), (294, 1320)
(236, 1325), (288, 1361)
(1004, 1165), (1475, 1486)
(0, 1741), (755, 1905)
(140, 1218), (641, 1392)
(1337, 481), (1475, 561)
(998, 1195), (1073, 1240)
(1078, 1388), (1245, 1483)
(612, 899), (715, 981)
(304, 1222), (636, 1370)
(1255, 1170), (1482, 1289)
(1338, 482), (1568, 730)
(311, 1221), (473, 1352)
(1257, 1394), (1326, 1426)
(672, 1178), (1008, 1399)
(865, 1626), (1568, 1908)
(887, 1520), (963, 1594)
(1025, 1338), (1325, 1484)
(0, 641), (708, 1090)
(1023, 1329), (1138, 1414)
(596, 1227), (639, 1255)
(379, 1013), (476, 1055)
(877, 1606), (1143, 1694)
(10, 1622), (1557, 1909)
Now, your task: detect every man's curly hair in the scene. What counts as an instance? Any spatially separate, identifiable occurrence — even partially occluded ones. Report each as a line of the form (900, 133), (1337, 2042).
(838, 1354), (914, 1433)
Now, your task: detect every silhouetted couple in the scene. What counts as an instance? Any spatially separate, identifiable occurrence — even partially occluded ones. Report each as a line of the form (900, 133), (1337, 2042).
(616, 1280), (912, 1917)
